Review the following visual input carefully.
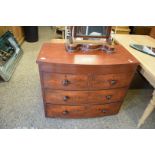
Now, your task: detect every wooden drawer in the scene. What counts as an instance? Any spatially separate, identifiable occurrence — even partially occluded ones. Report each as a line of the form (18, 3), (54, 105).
(44, 88), (127, 105)
(93, 72), (134, 89)
(42, 72), (133, 90)
(45, 102), (122, 118)
(42, 72), (88, 90)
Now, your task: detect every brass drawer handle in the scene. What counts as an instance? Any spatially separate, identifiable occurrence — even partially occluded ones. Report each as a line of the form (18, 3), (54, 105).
(106, 95), (112, 100)
(63, 96), (69, 101)
(110, 80), (117, 85)
(62, 79), (70, 86)
(62, 110), (69, 115)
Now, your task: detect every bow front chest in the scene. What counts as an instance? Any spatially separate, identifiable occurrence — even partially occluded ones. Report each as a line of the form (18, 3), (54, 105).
(36, 43), (139, 118)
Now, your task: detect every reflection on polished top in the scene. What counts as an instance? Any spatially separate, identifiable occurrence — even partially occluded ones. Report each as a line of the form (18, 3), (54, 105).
(36, 43), (139, 65)
(74, 55), (99, 64)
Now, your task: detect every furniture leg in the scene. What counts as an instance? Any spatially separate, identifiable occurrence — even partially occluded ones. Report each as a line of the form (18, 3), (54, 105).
(137, 90), (155, 128)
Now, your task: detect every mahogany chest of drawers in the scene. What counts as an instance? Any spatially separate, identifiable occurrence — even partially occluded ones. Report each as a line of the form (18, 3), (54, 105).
(36, 43), (139, 118)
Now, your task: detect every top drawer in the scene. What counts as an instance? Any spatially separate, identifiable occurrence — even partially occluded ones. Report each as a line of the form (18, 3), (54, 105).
(92, 73), (134, 90)
(42, 73), (88, 90)
(42, 72), (134, 90)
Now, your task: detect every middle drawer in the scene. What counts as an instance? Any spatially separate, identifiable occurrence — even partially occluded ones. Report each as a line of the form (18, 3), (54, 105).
(44, 88), (127, 105)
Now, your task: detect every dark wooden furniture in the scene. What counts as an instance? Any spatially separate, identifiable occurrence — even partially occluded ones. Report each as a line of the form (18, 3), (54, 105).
(130, 26), (152, 35)
(36, 43), (139, 118)
(150, 27), (155, 39)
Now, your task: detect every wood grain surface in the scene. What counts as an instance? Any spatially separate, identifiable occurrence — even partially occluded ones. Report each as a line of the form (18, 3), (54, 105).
(45, 102), (122, 118)
(37, 43), (139, 118)
(45, 88), (127, 105)
(42, 72), (134, 90)
(36, 43), (139, 66)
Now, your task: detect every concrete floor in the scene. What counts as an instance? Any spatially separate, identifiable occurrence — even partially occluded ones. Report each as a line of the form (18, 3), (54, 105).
(0, 26), (154, 129)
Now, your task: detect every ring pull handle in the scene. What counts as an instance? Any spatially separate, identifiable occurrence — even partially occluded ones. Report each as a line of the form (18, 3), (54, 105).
(63, 79), (70, 86)
(110, 80), (117, 85)
(102, 109), (107, 113)
(106, 95), (112, 100)
(63, 96), (69, 101)
(62, 110), (69, 115)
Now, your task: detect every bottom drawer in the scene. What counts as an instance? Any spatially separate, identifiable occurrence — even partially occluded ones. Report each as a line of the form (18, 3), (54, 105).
(45, 102), (122, 118)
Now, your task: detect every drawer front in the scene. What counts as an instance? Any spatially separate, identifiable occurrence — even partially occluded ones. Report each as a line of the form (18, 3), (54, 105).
(43, 72), (88, 90)
(45, 88), (127, 105)
(92, 72), (134, 89)
(42, 72), (134, 90)
(45, 102), (122, 118)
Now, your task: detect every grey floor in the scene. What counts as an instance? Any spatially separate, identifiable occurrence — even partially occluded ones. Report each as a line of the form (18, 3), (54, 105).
(0, 26), (154, 129)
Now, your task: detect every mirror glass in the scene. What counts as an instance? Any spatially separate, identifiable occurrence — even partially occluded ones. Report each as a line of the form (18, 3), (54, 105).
(73, 26), (111, 38)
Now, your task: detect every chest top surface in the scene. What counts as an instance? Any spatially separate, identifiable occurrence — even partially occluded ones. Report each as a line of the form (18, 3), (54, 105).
(36, 43), (139, 66)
